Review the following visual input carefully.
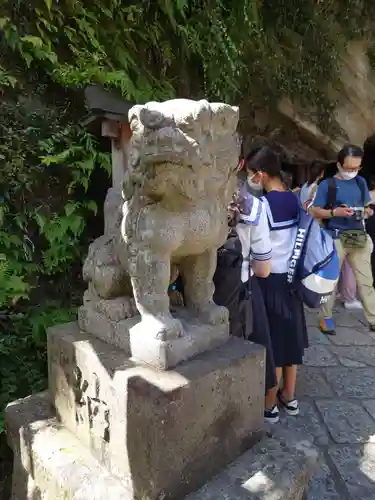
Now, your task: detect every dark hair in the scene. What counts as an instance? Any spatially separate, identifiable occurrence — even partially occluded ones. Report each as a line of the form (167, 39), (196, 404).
(281, 170), (292, 189)
(244, 145), (281, 178)
(307, 160), (326, 186)
(337, 144), (364, 166)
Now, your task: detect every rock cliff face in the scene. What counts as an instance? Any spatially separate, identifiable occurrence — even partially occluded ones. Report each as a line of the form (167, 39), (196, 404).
(241, 40), (375, 177)
(278, 41), (375, 154)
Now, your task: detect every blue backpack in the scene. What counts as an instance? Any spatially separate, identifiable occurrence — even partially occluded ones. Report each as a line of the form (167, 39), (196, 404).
(287, 204), (340, 309)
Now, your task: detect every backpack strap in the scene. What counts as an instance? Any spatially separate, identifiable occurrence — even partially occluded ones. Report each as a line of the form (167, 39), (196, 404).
(326, 177), (337, 209)
(355, 176), (366, 206)
(287, 206), (312, 285)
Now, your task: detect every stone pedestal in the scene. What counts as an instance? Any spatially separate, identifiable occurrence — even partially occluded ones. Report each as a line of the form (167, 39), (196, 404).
(6, 394), (317, 500)
(6, 321), (319, 500)
(47, 322), (265, 499)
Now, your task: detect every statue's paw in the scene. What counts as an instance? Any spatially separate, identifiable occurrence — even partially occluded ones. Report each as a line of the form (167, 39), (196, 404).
(150, 317), (184, 341)
(198, 303), (228, 326)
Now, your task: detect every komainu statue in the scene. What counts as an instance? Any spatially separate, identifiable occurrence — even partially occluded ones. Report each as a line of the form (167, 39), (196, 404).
(79, 99), (240, 368)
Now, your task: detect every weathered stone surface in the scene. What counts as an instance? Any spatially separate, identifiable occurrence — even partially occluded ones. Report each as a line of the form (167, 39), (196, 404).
(303, 346), (338, 367)
(6, 393), (132, 500)
(80, 99), (240, 368)
(129, 307), (230, 369)
(316, 400), (375, 444)
(322, 368), (375, 398)
(278, 41), (375, 152)
(330, 346), (375, 367)
(362, 400), (375, 421)
(296, 367), (335, 399)
(268, 309), (375, 498)
(305, 326), (331, 345)
(48, 322), (265, 499)
(306, 462), (341, 500)
(6, 394), (318, 500)
(77, 306), (134, 353)
(329, 444), (375, 499)
(78, 306), (229, 369)
(304, 310), (319, 328)
(337, 357), (367, 368)
(186, 428), (319, 500)
(272, 402), (329, 446)
(329, 327), (374, 346)
(334, 312), (366, 328)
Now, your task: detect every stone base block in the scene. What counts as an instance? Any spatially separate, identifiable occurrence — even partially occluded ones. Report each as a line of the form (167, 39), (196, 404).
(6, 394), (318, 500)
(48, 322), (265, 499)
(129, 307), (230, 369)
(78, 305), (229, 369)
(78, 304), (135, 354)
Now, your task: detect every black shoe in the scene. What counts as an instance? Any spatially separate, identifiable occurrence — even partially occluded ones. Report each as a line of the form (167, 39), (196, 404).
(264, 405), (279, 424)
(277, 390), (300, 416)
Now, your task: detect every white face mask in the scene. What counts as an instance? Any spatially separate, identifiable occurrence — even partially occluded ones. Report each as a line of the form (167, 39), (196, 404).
(247, 172), (263, 189)
(338, 166), (358, 180)
(247, 176), (259, 190)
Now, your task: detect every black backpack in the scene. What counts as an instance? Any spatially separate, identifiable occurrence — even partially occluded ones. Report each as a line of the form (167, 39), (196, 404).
(213, 229), (252, 339)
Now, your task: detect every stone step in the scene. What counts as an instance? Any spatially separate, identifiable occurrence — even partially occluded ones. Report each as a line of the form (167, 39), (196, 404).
(186, 427), (318, 500)
(6, 393), (318, 500)
(6, 392), (132, 500)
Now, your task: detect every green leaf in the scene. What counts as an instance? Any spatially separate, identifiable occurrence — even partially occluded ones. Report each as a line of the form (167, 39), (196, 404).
(34, 212), (47, 231)
(40, 149), (71, 165)
(23, 52), (33, 67)
(0, 17), (9, 29)
(64, 202), (78, 217)
(69, 215), (84, 237)
(21, 36), (44, 48)
(86, 200), (97, 215)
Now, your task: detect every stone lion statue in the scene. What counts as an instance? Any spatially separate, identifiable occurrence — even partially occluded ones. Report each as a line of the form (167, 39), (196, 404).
(80, 99), (240, 346)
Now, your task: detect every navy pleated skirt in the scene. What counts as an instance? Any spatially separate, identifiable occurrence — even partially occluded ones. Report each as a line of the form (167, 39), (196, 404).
(250, 276), (277, 392)
(257, 273), (308, 367)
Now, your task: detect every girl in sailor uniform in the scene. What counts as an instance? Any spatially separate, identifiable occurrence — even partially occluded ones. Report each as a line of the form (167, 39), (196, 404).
(246, 146), (308, 423)
(230, 182), (278, 401)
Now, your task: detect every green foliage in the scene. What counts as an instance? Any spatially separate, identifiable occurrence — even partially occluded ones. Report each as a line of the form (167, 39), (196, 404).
(2, 1), (375, 125)
(0, 303), (77, 433)
(0, 98), (111, 308)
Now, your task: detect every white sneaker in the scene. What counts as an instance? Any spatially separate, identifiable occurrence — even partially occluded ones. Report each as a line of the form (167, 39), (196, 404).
(344, 300), (363, 310)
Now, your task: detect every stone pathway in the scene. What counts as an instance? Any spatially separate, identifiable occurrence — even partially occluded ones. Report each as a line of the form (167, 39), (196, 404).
(275, 305), (375, 499)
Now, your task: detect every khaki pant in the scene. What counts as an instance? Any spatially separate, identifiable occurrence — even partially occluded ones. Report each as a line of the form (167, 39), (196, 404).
(321, 235), (375, 326)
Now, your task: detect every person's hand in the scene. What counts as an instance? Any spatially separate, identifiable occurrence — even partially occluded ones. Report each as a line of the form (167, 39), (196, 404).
(333, 206), (354, 217)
